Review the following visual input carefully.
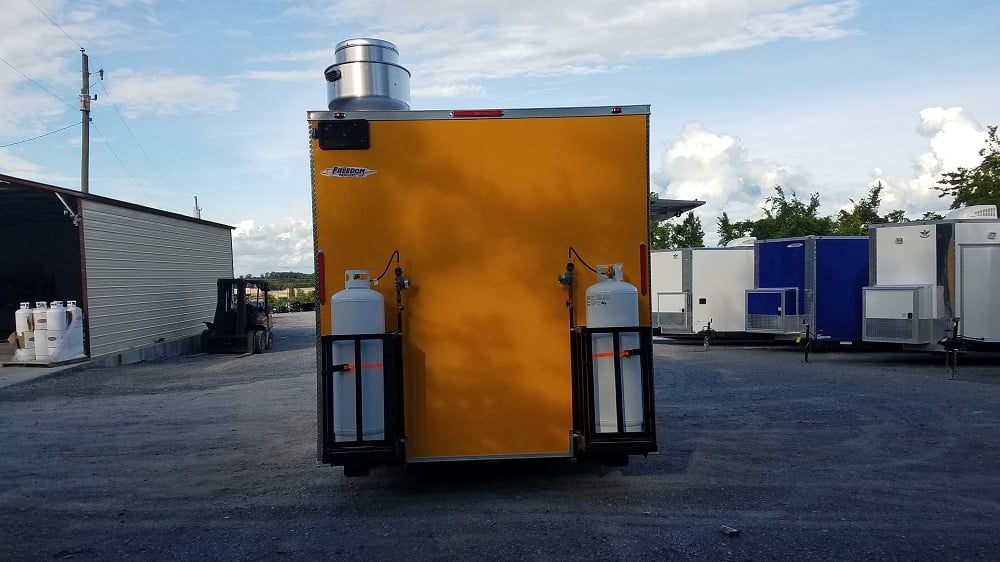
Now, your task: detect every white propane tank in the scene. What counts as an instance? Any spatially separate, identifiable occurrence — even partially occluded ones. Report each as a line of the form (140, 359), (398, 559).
(45, 301), (67, 355)
(46, 301), (68, 331)
(31, 301), (48, 330)
(14, 302), (35, 361)
(585, 264), (643, 433)
(15, 302), (32, 334)
(66, 300), (84, 341)
(330, 270), (386, 442)
(50, 300), (86, 362)
(66, 300), (83, 318)
(32, 302), (50, 361)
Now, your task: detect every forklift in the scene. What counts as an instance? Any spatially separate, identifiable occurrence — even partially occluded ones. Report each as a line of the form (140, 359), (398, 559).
(202, 278), (273, 354)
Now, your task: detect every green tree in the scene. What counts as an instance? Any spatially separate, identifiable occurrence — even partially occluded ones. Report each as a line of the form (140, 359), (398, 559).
(649, 217), (673, 251)
(649, 192), (706, 250)
(716, 211), (749, 246)
(669, 212), (705, 248)
(934, 125), (1000, 209)
(716, 186), (836, 245)
(833, 182), (909, 235)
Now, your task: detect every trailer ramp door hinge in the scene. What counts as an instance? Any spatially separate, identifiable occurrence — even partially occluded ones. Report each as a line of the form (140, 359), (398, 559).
(315, 119), (370, 150)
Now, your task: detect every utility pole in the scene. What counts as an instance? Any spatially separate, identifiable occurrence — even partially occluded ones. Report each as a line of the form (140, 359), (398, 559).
(80, 48), (90, 194)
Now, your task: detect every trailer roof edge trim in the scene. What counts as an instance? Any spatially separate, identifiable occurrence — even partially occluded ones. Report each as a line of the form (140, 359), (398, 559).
(308, 105), (651, 121)
(869, 217), (1000, 228)
(754, 235), (868, 243)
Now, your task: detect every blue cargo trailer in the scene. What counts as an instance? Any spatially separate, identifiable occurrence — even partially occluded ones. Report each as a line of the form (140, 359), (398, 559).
(745, 236), (869, 342)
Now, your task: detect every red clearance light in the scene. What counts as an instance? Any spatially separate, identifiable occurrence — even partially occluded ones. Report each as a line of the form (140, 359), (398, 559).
(317, 250), (326, 305)
(639, 242), (648, 297)
(610, 107), (623, 114)
(451, 109), (504, 118)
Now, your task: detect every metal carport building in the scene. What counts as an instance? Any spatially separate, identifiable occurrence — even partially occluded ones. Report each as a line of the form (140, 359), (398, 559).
(0, 174), (234, 364)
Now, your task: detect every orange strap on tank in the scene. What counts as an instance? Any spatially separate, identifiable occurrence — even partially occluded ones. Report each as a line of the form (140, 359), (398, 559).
(591, 351), (632, 359)
(343, 362), (384, 371)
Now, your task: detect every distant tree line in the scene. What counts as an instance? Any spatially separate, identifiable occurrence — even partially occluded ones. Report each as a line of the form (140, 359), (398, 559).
(649, 125), (999, 250)
(241, 271), (315, 290)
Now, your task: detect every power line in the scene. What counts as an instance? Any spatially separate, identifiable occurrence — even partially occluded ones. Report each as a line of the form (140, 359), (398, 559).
(23, 1), (174, 201)
(28, 1), (175, 196)
(0, 55), (75, 110)
(94, 80), (176, 190)
(90, 120), (152, 200)
(0, 122), (80, 148)
(29, 0), (84, 50)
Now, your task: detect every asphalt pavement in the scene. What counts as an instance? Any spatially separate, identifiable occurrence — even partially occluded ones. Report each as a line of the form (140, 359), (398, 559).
(1, 312), (999, 560)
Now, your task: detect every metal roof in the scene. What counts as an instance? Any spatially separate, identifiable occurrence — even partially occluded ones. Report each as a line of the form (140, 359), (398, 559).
(650, 198), (706, 221)
(0, 174), (234, 230)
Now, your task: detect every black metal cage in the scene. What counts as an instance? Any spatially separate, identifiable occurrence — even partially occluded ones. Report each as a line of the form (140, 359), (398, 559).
(571, 325), (657, 456)
(320, 332), (404, 466)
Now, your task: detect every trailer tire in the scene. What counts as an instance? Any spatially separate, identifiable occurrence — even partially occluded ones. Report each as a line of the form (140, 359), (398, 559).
(601, 454), (630, 468)
(344, 465), (370, 477)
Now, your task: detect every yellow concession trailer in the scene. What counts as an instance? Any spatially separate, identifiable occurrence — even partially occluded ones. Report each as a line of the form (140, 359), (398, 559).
(309, 39), (658, 476)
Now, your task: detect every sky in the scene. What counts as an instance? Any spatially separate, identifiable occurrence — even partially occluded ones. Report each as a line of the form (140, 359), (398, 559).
(1, 0), (998, 274)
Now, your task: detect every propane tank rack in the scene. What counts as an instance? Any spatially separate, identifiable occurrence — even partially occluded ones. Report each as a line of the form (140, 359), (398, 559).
(320, 332), (405, 468)
(570, 325), (657, 457)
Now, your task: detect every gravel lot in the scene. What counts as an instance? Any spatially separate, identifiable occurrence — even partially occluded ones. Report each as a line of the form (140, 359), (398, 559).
(1, 312), (999, 560)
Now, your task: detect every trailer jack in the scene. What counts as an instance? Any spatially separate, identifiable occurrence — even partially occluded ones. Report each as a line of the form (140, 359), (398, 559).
(938, 318), (984, 380)
(698, 319), (716, 351)
(797, 323), (813, 363)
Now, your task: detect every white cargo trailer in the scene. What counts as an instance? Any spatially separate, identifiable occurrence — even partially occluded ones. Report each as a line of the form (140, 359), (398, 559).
(864, 205), (1000, 348)
(650, 240), (755, 336)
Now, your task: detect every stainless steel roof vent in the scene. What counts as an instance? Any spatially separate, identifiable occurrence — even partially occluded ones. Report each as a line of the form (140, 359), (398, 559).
(324, 38), (411, 111)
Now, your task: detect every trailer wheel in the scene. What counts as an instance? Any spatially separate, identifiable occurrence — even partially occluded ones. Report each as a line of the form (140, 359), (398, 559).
(601, 454), (630, 468)
(344, 465), (370, 477)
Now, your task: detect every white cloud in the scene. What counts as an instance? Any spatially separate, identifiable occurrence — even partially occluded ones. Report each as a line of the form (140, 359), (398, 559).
(230, 70), (315, 82)
(411, 83), (487, 99)
(303, 0), (858, 96)
(653, 122), (813, 244)
(0, 0), (148, 136)
(104, 71), (240, 117)
(0, 150), (45, 177)
(232, 218), (314, 276)
(654, 108), (991, 244)
(875, 107), (987, 215)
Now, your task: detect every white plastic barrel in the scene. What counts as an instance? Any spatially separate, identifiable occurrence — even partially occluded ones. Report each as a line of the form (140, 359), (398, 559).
(585, 264), (643, 433)
(330, 270), (386, 442)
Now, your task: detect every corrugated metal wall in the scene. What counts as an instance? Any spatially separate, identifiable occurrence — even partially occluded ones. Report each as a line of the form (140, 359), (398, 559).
(81, 200), (234, 358)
